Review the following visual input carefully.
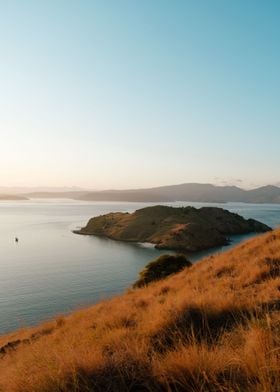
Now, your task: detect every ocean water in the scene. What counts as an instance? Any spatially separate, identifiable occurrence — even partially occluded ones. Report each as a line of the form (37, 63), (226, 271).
(0, 199), (279, 334)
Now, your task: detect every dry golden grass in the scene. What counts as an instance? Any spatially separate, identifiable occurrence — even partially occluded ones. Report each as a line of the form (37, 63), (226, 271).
(0, 230), (280, 391)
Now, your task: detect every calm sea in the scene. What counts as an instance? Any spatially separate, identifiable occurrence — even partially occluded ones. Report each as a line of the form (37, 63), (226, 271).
(0, 199), (279, 334)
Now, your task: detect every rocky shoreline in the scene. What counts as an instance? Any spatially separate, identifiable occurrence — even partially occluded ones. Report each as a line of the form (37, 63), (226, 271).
(75, 205), (271, 252)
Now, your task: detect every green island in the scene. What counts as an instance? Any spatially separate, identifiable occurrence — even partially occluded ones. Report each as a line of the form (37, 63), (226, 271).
(75, 205), (271, 251)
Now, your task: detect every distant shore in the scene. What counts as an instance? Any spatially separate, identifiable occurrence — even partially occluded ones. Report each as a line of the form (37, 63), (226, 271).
(2, 182), (280, 204)
(0, 195), (28, 201)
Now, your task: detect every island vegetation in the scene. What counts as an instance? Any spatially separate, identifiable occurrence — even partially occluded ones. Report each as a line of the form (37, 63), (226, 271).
(0, 229), (279, 391)
(75, 205), (271, 251)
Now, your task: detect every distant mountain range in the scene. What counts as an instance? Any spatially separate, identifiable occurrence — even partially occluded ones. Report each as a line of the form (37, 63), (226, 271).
(0, 194), (28, 201)
(13, 183), (280, 204)
(0, 186), (85, 194)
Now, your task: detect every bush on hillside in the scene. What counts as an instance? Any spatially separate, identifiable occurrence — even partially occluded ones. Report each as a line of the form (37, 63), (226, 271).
(133, 254), (192, 288)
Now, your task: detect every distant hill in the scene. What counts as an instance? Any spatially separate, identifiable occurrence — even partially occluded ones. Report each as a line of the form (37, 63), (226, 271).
(73, 183), (280, 204)
(243, 185), (280, 203)
(75, 205), (271, 251)
(0, 195), (28, 200)
(4, 183), (280, 203)
(72, 183), (243, 202)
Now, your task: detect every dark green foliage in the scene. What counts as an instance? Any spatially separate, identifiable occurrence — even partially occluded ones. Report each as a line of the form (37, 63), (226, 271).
(133, 254), (192, 288)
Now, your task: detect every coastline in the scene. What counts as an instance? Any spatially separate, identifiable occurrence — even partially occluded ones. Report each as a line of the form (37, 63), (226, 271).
(0, 200), (278, 335)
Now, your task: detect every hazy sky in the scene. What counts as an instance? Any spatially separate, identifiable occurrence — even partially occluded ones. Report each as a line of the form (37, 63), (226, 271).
(0, 0), (279, 189)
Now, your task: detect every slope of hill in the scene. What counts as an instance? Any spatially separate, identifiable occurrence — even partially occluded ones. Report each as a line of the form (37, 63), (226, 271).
(244, 185), (280, 203)
(75, 183), (280, 203)
(1, 230), (279, 391)
(75, 205), (271, 251)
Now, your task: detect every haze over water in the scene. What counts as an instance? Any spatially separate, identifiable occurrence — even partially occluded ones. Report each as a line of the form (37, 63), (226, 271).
(0, 199), (279, 334)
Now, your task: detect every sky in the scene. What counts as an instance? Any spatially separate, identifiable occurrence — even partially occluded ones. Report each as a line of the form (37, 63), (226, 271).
(0, 0), (279, 190)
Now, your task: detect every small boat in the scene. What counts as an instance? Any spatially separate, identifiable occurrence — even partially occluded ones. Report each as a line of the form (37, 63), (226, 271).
(15, 237), (19, 243)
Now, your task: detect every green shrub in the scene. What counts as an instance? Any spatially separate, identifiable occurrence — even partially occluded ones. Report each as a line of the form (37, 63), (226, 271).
(133, 254), (192, 288)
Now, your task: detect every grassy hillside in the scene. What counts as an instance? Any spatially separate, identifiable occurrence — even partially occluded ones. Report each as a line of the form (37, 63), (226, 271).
(76, 205), (271, 251)
(0, 229), (279, 391)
